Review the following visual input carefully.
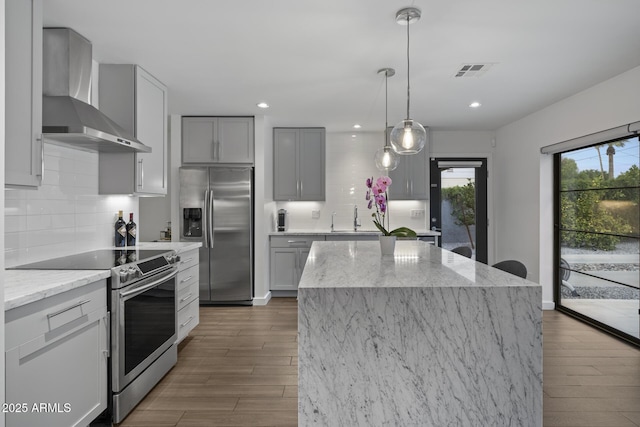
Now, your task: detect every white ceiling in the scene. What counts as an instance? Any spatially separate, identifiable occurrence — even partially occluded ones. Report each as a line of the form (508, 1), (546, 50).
(43, 0), (640, 132)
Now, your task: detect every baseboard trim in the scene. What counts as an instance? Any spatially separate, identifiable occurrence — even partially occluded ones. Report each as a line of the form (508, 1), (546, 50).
(253, 291), (272, 306)
(542, 300), (555, 310)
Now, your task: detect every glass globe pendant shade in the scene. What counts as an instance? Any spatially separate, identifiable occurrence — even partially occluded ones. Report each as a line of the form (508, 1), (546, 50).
(390, 119), (427, 155)
(374, 145), (399, 171)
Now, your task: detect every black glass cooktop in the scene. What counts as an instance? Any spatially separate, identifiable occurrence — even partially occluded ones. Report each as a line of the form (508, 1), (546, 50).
(10, 249), (170, 270)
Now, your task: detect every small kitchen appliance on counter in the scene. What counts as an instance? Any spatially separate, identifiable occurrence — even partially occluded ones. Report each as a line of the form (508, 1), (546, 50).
(277, 209), (288, 231)
(11, 248), (181, 424)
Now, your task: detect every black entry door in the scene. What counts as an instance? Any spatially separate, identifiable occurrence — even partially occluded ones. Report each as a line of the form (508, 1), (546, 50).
(429, 158), (488, 264)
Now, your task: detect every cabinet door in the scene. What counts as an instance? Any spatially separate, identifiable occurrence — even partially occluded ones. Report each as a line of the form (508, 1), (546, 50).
(299, 128), (325, 201)
(407, 148), (428, 200)
(5, 308), (108, 427)
(136, 67), (168, 194)
(270, 247), (299, 290)
(273, 128), (300, 200)
(182, 117), (217, 163)
(5, 0), (43, 188)
(218, 117), (254, 163)
(388, 157), (410, 200)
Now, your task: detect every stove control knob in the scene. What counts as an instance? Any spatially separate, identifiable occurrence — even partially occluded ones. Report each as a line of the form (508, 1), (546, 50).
(175, 254), (181, 263)
(128, 266), (139, 279)
(119, 269), (129, 282)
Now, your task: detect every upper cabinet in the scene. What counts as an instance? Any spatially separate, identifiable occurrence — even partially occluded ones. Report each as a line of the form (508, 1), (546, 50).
(182, 117), (254, 164)
(388, 145), (428, 200)
(5, 0), (43, 188)
(98, 65), (168, 195)
(273, 127), (325, 201)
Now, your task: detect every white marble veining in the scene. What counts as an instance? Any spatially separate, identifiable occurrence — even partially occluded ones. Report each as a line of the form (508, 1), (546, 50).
(298, 241), (542, 427)
(5, 270), (111, 311)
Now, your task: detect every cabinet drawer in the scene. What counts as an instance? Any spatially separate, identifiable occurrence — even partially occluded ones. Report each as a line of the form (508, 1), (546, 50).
(177, 264), (199, 291)
(270, 235), (323, 248)
(177, 298), (199, 343)
(177, 281), (198, 311)
(5, 280), (107, 350)
(178, 249), (199, 271)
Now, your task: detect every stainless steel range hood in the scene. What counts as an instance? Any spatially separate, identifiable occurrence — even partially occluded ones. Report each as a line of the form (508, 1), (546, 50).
(42, 28), (151, 153)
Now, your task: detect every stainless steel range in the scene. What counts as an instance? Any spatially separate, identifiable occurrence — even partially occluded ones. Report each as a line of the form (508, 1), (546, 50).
(12, 248), (181, 424)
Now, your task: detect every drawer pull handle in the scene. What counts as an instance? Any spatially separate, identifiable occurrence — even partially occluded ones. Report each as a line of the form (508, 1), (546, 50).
(47, 299), (91, 319)
(287, 240), (308, 244)
(180, 316), (194, 328)
(180, 275), (193, 284)
(180, 293), (193, 303)
(180, 257), (194, 264)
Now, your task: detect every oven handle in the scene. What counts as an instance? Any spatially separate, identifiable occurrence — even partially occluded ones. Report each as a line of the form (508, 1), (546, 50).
(119, 268), (178, 299)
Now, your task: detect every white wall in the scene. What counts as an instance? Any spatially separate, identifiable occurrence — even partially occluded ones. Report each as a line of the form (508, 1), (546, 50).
(495, 65), (640, 309)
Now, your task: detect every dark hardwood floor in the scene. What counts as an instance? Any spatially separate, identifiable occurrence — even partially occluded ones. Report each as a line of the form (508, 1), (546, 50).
(118, 299), (640, 427)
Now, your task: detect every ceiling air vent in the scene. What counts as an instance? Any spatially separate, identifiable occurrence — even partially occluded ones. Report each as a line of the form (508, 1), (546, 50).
(454, 63), (493, 78)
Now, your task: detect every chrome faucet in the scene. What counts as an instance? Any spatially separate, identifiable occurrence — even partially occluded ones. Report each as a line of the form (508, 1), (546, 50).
(353, 205), (361, 231)
(331, 212), (336, 232)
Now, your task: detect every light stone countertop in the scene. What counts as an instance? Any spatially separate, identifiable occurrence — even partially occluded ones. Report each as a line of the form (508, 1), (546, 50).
(4, 241), (202, 311)
(4, 270), (111, 311)
(299, 240), (538, 289)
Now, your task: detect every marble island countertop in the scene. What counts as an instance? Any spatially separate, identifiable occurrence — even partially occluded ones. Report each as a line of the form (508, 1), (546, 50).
(4, 241), (202, 311)
(299, 240), (536, 289)
(298, 240), (542, 426)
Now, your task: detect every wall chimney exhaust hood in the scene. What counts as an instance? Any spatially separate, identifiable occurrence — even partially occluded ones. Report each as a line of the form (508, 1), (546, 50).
(42, 28), (151, 153)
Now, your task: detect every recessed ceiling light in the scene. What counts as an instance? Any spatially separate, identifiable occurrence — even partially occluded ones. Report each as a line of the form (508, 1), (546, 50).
(469, 101), (481, 108)
(257, 102), (269, 109)
(351, 134), (357, 138)
(353, 124), (361, 129)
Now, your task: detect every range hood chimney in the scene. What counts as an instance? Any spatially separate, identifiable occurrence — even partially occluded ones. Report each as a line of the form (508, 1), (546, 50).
(42, 28), (151, 153)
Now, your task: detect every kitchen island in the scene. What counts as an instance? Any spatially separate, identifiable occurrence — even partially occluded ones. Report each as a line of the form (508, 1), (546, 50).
(298, 240), (542, 426)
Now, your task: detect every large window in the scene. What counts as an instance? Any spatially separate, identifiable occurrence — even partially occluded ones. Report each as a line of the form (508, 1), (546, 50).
(555, 136), (639, 346)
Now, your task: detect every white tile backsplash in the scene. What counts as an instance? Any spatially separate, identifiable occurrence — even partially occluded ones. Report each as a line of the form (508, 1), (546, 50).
(4, 143), (139, 267)
(276, 131), (428, 232)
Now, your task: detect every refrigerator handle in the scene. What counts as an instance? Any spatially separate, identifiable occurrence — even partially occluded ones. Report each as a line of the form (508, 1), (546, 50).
(208, 189), (215, 247)
(203, 190), (210, 248)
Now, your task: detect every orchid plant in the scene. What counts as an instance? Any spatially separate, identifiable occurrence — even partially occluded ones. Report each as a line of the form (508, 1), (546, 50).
(366, 176), (417, 237)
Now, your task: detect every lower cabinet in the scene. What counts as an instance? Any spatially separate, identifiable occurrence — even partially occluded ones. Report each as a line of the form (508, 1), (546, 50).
(176, 249), (199, 343)
(4, 280), (108, 427)
(270, 236), (323, 291)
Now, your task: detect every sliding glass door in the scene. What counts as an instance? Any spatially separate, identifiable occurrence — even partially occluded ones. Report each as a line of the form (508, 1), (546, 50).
(555, 136), (639, 345)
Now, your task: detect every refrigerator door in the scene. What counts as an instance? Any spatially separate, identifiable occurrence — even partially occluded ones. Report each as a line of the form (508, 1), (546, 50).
(208, 167), (253, 302)
(179, 167), (212, 301)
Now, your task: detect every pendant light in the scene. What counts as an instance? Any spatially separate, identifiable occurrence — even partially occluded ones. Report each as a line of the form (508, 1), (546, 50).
(390, 7), (427, 155)
(374, 68), (399, 171)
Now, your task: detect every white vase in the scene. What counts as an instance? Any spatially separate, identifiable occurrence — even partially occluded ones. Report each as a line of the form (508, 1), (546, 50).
(379, 235), (396, 256)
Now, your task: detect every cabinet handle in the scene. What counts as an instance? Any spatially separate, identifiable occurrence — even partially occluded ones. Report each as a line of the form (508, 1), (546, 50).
(180, 275), (193, 284)
(217, 140), (222, 160)
(180, 293), (193, 303)
(36, 135), (44, 181)
(212, 140), (216, 160)
(180, 257), (194, 264)
(287, 240), (309, 246)
(105, 311), (111, 358)
(138, 158), (144, 189)
(47, 299), (91, 319)
(180, 316), (195, 328)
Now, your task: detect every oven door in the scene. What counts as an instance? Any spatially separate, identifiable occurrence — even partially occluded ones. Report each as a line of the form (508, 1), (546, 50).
(112, 266), (178, 393)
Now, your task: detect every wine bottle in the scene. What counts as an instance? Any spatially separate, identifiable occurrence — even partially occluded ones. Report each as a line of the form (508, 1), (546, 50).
(115, 210), (126, 247)
(126, 213), (137, 247)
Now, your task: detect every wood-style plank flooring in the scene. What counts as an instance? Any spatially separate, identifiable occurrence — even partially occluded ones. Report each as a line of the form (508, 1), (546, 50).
(118, 299), (640, 426)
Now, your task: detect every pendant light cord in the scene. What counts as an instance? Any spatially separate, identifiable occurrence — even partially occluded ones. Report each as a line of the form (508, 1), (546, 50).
(384, 71), (389, 147)
(405, 14), (411, 120)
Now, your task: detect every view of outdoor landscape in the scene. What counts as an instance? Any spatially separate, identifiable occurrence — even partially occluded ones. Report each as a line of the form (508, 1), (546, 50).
(558, 137), (639, 339)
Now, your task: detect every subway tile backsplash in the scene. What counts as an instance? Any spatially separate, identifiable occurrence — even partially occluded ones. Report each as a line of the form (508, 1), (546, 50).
(4, 143), (138, 267)
(275, 132), (428, 232)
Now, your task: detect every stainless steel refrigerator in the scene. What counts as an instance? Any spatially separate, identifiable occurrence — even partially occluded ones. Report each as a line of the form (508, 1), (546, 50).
(179, 167), (253, 304)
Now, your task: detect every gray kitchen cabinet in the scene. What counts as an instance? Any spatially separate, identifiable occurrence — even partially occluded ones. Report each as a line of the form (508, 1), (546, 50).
(388, 146), (428, 200)
(182, 116), (254, 164)
(98, 64), (168, 195)
(273, 127), (325, 201)
(5, 280), (108, 427)
(176, 249), (199, 343)
(270, 235), (324, 291)
(5, 0), (43, 188)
